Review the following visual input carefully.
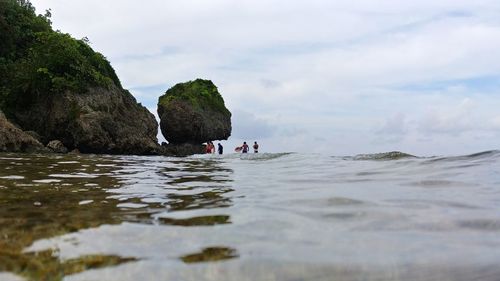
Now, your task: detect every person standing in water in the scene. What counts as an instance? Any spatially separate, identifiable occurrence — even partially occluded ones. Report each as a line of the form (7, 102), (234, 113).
(206, 141), (215, 154)
(253, 141), (259, 153)
(241, 142), (249, 153)
(217, 143), (223, 155)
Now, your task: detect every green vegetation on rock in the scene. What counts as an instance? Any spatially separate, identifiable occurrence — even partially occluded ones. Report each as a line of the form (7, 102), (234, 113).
(0, 0), (121, 115)
(157, 79), (232, 144)
(158, 79), (230, 115)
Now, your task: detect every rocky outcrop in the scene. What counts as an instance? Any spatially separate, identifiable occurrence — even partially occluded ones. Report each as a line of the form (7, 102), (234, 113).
(0, 111), (46, 153)
(46, 140), (68, 153)
(9, 85), (159, 155)
(157, 79), (231, 144)
(160, 143), (205, 156)
(0, 0), (162, 155)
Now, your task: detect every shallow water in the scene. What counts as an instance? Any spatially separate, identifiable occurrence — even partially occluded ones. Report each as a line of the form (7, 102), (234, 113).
(1, 151), (500, 280)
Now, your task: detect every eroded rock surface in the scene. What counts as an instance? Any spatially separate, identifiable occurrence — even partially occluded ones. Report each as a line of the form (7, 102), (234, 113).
(9, 85), (159, 155)
(0, 111), (46, 153)
(157, 79), (231, 144)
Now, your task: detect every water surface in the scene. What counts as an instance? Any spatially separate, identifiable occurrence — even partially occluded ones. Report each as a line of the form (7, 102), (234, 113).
(1, 151), (500, 280)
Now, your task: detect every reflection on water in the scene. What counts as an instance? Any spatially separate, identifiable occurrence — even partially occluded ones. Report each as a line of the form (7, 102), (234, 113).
(1, 152), (500, 280)
(0, 154), (235, 280)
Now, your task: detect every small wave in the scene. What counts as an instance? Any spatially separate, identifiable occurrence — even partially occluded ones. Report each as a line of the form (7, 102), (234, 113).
(352, 151), (416, 161)
(425, 150), (500, 163)
(458, 219), (500, 231)
(238, 152), (293, 161)
(190, 152), (293, 161)
(464, 150), (500, 159)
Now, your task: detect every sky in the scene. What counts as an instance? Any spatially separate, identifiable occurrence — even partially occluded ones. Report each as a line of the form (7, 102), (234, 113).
(30, 0), (500, 156)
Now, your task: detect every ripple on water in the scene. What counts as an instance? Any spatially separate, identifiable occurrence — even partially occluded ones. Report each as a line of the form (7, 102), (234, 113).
(0, 175), (25, 180)
(326, 197), (368, 206)
(33, 179), (62, 184)
(457, 219), (500, 231)
(386, 199), (480, 210)
(323, 212), (367, 220)
(117, 203), (148, 209)
(78, 200), (94, 205)
(48, 173), (99, 178)
(405, 180), (474, 188)
(3, 152), (500, 281)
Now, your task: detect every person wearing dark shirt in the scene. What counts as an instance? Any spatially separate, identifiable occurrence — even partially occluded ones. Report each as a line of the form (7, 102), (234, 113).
(217, 143), (223, 155)
(241, 142), (249, 153)
(253, 141), (259, 153)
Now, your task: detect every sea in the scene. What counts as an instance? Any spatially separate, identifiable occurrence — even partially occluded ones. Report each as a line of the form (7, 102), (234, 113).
(1, 151), (500, 281)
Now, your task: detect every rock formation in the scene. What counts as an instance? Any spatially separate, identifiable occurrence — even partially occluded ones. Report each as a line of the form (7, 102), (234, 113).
(1, 2), (233, 156)
(0, 1), (160, 155)
(8, 85), (159, 155)
(160, 142), (206, 156)
(46, 140), (68, 154)
(0, 110), (46, 153)
(157, 79), (232, 146)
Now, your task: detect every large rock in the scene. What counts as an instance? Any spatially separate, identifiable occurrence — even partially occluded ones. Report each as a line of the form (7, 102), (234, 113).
(157, 79), (231, 144)
(0, 110), (46, 153)
(46, 140), (68, 154)
(9, 85), (159, 155)
(160, 143), (205, 156)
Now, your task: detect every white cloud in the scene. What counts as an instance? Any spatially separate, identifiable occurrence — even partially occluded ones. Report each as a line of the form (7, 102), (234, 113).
(374, 112), (409, 144)
(418, 98), (476, 135)
(231, 110), (277, 140)
(490, 116), (500, 129)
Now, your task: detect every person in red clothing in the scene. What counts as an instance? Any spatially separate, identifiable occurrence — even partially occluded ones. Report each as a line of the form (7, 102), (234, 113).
(205, 141), (215, 154)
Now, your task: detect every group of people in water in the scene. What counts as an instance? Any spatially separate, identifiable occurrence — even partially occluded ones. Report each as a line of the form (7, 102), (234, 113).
(205, 141), (223, 154)
(205, 141), (259, 155)
(239, 141), (258, 153)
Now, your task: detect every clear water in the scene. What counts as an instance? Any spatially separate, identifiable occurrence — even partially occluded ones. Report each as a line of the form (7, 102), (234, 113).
(1, 151), (500, 280)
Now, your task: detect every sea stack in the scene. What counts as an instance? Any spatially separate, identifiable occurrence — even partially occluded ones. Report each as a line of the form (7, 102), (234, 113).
(157, 79), (232, 154)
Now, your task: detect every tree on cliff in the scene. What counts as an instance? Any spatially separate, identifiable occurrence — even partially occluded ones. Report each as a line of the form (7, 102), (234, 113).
(0, 0), (121, 116)
(0, 0), (159, 155)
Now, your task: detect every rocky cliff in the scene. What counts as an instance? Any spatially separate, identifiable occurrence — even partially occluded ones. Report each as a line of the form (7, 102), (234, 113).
(0, 0), (160, 155)
(157, 79), (231, 144)
(9, 85), (159, 154)
(0, 110), (46, 153)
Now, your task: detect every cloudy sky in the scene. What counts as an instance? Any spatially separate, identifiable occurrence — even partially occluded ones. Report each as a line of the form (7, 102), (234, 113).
(31, 0), (500, 156)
